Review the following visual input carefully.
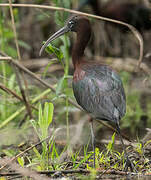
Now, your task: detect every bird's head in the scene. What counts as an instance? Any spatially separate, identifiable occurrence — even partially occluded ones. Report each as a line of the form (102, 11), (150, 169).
(39, 15), (90, 56)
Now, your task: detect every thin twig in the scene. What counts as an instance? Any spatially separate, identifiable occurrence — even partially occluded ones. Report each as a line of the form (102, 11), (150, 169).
(0, 82), (37, 111)
(0, 3), (143, 68)
(12, 64), (33, 119)
(0, 161), (49, 180)
(8, 0), (21, 60)
(8, 0), (33, 119)
(0, 169), (139, 176)
(0, 82), (23, 102)
(0, 56), (12, 60)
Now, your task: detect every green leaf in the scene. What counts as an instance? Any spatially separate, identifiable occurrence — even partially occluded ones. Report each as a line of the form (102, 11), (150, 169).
(8, 74), (16, 89)
(33, 147), (42, 159)
(18, 40), (31, 50)
(54, 11), (63, 26)
(46, 44), (64, 60)
(56, 76), (66, 95)
(38, 102), (54, 140)
(44, 102), (54, 127)
(106, 132), (115, 153)
(38, 103), (43, 131)
(17, 157), (24, 167)
(42, 59), (58, 79)
(30, 119), (39, 136)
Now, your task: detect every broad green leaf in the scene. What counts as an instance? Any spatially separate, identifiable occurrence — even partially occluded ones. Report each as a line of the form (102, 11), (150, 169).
(37, 102), (54, 140)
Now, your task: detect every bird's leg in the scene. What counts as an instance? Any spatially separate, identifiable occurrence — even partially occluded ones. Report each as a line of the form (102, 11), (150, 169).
(89, 119), (95, 168)
(116, 123), (137, 172)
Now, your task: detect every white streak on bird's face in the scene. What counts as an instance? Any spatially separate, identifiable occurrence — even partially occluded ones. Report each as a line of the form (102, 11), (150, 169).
(67, 16), (78, 32)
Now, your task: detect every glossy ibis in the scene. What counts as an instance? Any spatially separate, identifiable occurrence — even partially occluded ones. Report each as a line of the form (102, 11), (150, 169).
(39, 15), (136, 171)
(78, 0), (151, 31)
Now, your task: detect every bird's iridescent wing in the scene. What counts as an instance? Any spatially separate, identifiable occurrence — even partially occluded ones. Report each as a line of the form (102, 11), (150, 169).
(72, 65), (126, 123)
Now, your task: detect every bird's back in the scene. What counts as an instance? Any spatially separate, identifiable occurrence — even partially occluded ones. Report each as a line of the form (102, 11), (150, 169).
(73, 64), (126, 124)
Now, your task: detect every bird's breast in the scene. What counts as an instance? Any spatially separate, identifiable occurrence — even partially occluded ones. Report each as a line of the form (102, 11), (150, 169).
(73, 68), (86, 82)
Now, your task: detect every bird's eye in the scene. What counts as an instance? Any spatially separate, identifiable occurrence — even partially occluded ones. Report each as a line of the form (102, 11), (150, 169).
(68, 20), (74, 28)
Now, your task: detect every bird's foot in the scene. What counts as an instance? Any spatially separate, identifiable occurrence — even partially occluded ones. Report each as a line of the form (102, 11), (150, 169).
(124, 156), (137, 173)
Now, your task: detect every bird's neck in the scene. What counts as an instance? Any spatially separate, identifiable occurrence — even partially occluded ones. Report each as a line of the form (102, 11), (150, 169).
(72, 29), (91, 68)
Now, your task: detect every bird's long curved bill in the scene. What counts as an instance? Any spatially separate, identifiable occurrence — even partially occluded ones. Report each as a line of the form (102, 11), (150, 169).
(39, 25), (70, 56)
